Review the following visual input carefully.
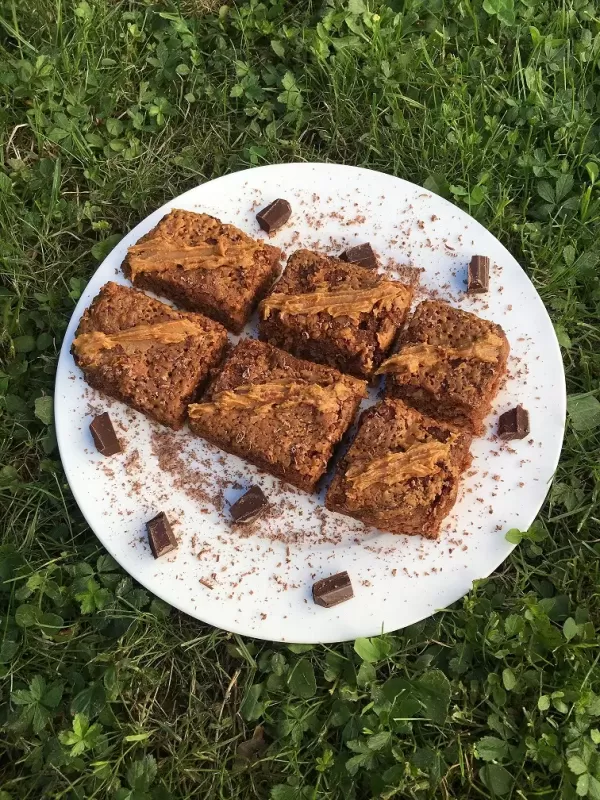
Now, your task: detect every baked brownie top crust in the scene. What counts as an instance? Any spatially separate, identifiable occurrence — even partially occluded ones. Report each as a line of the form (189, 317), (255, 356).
(122, 209), (282, 333)
(126, 209), (281, 282)
(74, 282), (225, 359)
(73, 282), (227, 428)
(327, 398), (471, 531)
(379, 300), (508, 402)
(259, 249), (413, 375)
(195, 338), (366, 402)
(74, 318), (212, 364)
(188, 339), (366, 487)
(74, 281), (223, 336)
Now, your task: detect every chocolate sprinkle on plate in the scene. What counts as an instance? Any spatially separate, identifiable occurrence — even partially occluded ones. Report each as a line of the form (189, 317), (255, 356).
(312, 571), (353, 608)
(256, 198), (292, 233)
(89, 412), (122, 456)
(146, 512), (178, 558)
(340, 242), (378, 269)
(467, 255), (490, 293)
(498, 405), (530, 440)
(230, 485), (269, 524)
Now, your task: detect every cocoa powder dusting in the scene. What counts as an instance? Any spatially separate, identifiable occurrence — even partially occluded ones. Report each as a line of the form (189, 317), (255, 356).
(151, 429), (225, 511)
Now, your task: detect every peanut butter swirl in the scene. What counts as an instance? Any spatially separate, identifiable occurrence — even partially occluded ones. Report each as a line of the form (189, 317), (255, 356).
(73, 319), (207, 363)
(189, 379), (355, 420)
(346, 441), (450, 492)
(260, 282), (411, 322)
(376, 331), (504, 375)
(127, 236), (262, 280)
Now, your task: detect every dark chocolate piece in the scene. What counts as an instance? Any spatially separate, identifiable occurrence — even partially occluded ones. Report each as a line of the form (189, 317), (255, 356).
(426, 425), (452, 443)
(89, 412), (122, 456)
(312, 571), (353, 608)
(146, 512), (177, 558)
(230, 485), (269, 524)
(340, 242), (378, 269)
(498, 405), (530, 440)
(256, 199), (292, 233)
(467, 255), (490, 293)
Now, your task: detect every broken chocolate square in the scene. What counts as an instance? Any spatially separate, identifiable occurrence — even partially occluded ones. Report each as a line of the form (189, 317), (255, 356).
(467, 255), (490, 293)
(256, 199), (292, 233)
(312, 571), (353, 608)
(340, 242), (378, 269)
(89, 412), (122, 456)
(146, 512), (177, 558)
(498, 405), (530, 440)
(425, 425), (452, 443)
(230, 485), (269, 524)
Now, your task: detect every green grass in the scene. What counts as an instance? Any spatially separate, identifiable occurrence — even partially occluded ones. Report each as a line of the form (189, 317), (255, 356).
(1, 0), (600, 797)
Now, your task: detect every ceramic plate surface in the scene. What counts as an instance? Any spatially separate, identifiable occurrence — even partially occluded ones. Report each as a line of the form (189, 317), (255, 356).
(55, 163), (566, 643)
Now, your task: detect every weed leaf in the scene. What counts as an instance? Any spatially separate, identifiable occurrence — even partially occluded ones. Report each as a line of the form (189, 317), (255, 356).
(567, 394), (600, 432)
(476, 736), (509, 762)
(288, 658), (317, 699)
(416, 670), (451, 724)
(480, 763), (513, 795)
(240, 683), (264, 721)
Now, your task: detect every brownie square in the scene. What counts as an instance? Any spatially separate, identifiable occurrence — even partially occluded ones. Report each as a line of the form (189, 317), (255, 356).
(72, 282), (228, 429)
(188, 339), (367, 493)
(326, 398), (472, 538)
(380, 300), (509, 433)
(258, 249), (413, 380)
(122, 209), (282, 334)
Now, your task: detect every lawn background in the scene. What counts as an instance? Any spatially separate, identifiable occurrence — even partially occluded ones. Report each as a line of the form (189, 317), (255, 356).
(1, 1), (600, 798)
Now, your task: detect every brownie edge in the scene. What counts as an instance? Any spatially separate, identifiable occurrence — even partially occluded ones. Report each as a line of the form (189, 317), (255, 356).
(326, 398), (472, 538)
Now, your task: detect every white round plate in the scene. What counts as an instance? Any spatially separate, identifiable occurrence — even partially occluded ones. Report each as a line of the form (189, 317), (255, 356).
(55, 163), (566, 643)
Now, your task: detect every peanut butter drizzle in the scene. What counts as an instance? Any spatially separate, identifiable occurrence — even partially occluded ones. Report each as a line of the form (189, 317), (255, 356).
(261, 282), (411, 322)
(376, 331), (504, 375)
(346, 441), (450, 492)
(73, 319), (207, 362)
(189, 379), (354, 420)
(127, 236), (262, 279)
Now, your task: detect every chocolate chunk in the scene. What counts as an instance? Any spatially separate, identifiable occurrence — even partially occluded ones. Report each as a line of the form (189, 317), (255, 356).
(312, 571), (353, 608)
(256, 199), (292, 233)
(498, 405), (530, 440)
(146, 512), (177, 558)
(89, 412), (122, 456)
(426, 425), (452, 443)
(340, 243), (378, 269)
(467, 255), (490, 293)
(230, 485), (269, 524)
